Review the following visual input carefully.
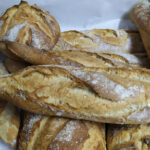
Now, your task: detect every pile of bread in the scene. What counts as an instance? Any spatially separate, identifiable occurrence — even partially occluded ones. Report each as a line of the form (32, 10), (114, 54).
(0, 0), (150, 149)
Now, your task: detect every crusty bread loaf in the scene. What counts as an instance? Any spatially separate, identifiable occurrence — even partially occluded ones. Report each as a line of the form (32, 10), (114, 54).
(107, 124), (150, 150)
(98, 52), (150, 68)
(0, 1), (60, 60)
(130, 0), (150, 58)
(18, 113), (106, 150)
(0, 61), (20, 148)
(0, 65), (150, 124)
(5, 41), (150, 69)
(53, 29), (145, 53)
(4, 57), (29, 73)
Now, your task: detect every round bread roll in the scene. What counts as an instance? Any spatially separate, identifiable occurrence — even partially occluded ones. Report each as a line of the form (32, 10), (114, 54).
(130, 0), (150, 57)
(0, 1), (60, 60)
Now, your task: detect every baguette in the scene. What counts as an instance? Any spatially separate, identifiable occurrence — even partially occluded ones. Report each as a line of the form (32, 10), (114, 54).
(0, 61), (20, 148)
(0, 65), (150, 124)
(53, 29), (145, 53)
(18, 113), (106, 150)
(5, 41), (150, 69)
(130, 0), (150, 58)
(107, 124), (150, 150)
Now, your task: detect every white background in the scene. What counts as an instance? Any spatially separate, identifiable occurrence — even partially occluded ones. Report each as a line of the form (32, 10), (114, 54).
(0, 0), (139, 31)
(0, 0), (139, 149)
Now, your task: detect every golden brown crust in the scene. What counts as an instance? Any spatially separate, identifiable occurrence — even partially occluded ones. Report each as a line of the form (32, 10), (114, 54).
(0, 41), (21, 61)
(18, 113), (106, 150)
(130, 0), (150, 58)
(107, 124), (150, 150)
(53, 29), (145, 53)
(4, 57), (29, 73)
(0, 65), (150, 124)
(0, 61), (20, 148)
(0, 1), (60, 59)
(5, 41), (149, 69)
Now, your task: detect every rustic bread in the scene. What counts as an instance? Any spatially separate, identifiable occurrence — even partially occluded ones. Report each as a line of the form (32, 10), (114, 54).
(130, 0), (150, 58)
(5, 41), (150, 69)
(18, 113), (106, 150)
(0, 1), (60, 60)
(0, 61), (20, 148)
(53, 29), (145, 53)
(0, 65), (150, 124)
(107, 124), (150, 150)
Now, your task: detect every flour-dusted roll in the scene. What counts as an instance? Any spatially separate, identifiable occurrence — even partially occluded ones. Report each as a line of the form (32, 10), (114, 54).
(107, 124), (150, 150)
(0, 65), (150, 124)
(53, 29), (145, 53)
(130, 0), (150, 58)
(0, 1), (60, 60)
(0, 61), (20, 148)
(18, 113), (106, 150)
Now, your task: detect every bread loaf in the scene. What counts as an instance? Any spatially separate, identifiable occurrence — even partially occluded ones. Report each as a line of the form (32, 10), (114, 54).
(0, 65), (150, 124)
(5, 41), (150, 69)
(53, 29), (145, 53)
(0, 1), (60, 60)
(107, 124), (150, 150)
(130, 0), (150, 58)
(0, 61), (20, 148)
(18, 113), (106, 150)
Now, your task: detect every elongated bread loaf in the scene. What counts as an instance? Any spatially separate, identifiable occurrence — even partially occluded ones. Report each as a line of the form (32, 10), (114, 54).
(5, 41), (150, 69)
(53, 29), (145, 53)
(130, 0), (150, 58)
(18, 113), (106, 150)
(0, 1), (60, 60)
(0, 65), (150, 124)
(107, 124), (150, 150)
(0, 61), (20, 148)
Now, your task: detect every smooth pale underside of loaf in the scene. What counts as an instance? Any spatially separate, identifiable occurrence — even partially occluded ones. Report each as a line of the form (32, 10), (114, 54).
(107, 124), (150, 150)
(53, 29), (145, 53)
(0, 61), (20, 148)
(0, 1), (60, 60)
(4, 41), (150, 69)
(18, 113), (106, 150)
(130, 0), (150, 58)
(0, 65), (150, 124)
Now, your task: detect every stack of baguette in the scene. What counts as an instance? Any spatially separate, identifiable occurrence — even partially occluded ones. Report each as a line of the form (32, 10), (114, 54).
(0, 1), (150, 150)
